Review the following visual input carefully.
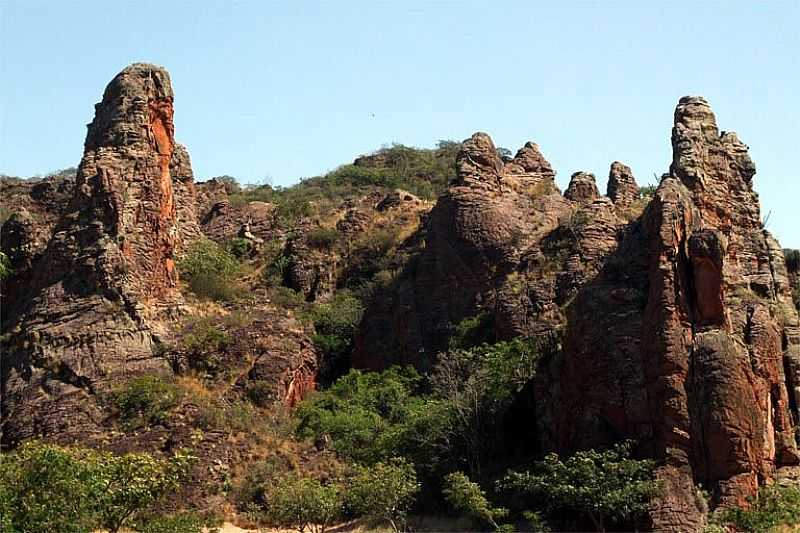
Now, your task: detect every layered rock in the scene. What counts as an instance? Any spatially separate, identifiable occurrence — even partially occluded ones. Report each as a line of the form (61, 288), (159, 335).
(0, 64), (193, 445)
(354, 133), (572, 369)
(551, 97), (800, 530)
(607, 161), (639, 208)
(564, 171), (600, 204)
(355, 98), (800, 530)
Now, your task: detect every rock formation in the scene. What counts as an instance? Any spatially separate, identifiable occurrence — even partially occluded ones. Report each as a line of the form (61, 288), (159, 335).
(1, 64), (190, 444)
(607, 161), (639, 208)
(355, 97), (800, 530)
(564, 171), (600, 204)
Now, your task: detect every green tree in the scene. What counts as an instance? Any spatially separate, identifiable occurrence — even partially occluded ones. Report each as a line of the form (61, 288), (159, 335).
(262, 474), (342, 533)
(443, 472), (509, 531)
(0, 442), (98, 533)
(499, 442), (658, 532)
(111, 375), (182, 428)
(430, 337), (546, 477)
(346, 458), (420, 532)
(295, 366), (425, 465)
(89, 449), (194, 533)
(178, 238), (242, 301)
(714, 483), (800, 533)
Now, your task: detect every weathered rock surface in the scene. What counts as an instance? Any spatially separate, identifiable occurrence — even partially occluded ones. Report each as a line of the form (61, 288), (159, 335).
(355, 98), (800, 530)
(1, 64), (190, 445)
(607, 161), (639, 208)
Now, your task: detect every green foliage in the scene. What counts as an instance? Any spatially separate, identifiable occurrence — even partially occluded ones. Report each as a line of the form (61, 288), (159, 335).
(0, 442), (192, 533)
(0, 251), (11, 280)
(306, 290), (364, 374)
(227, 237), (252, 259)
(713, 483), (800, 533)
(307, 227), (340, 249)
(89, 449), (194, 533)
(111, 375), (181, 428)
(178, 238), (243, 301)
(133, 512), (220, 533)
(0, 442), (99, 533)
(499, 441), (658, 532)
(295, 366), (425, 465)
(261, 473), (342, 533)
(183, 321), (231, 354)
(443, 472), (509, 531)
(346, 458), (420, 532)
(449, 312), (496, 350)
(430, 337), (547, 477)
(638, 184), (658, 197)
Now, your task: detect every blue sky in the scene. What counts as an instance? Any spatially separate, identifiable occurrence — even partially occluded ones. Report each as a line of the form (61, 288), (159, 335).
(1, 1), (797, 246)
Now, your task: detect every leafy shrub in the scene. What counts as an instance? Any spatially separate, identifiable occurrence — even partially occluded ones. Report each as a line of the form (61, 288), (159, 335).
(246, 380), (276, 407)
(443, 472), (509, 531)
(346, 458), (420, 532)
(227, 237), (252, 259)
(0, 441), (99, 533)
(0, 442), (192, 533)
(499, 441), (658, 532)
(305, 290), (364, 379)
(714, 483), (800, 533)
(111, 376), (181, 428)
(430, 337), (548, 477)
(295, 366), (426, 465)
(449, 312), (495, 350)
(183, 321), (230, 353)
(307, 227), (340, 249)
(178, 239), (243, 301)
(133, 512), (220, 533)
(260, 473), (342, 533)
(0, 251), (11, 280)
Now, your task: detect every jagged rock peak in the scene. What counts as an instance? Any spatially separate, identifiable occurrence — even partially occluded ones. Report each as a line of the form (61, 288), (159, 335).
(671, 95), (759, 231)
(564, 171), (599, 204)
(455, 132), (504, 185)
(86, 63), (175, 152)
(607, 161), (638, 208)
(72, 62), (183, 299)
(504, 141), (556, 180)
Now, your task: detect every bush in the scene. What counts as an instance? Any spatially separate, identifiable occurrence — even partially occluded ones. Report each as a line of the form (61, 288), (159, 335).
(295, 366), (426, 465)
(0, 251), (11, 280)
(499, 441), (658, 532)
(346, 458), (420, 532)
(261, 473), (342, 533)
(307, 227), (340, 249)
(0, 442), (192, 533)
(430, 337), (548, 477)
(305, 290), (364, 378)
(0, 442), (98, 533)
(714, 483), (800, 533)
(178, 239), (243, 301)
(133, 512), (220, 533)
(443, 472), (509, 531)
(111, 376), (181, 428)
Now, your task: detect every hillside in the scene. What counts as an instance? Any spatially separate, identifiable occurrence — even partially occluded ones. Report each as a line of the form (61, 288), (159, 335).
(1, 64), (799, 533)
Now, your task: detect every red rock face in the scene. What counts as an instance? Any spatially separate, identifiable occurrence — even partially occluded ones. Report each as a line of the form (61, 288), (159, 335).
(355, 97), (800, 531)
(0, 64), (196, 445)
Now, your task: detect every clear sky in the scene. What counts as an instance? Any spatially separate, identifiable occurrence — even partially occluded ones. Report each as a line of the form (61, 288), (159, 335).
(1, 1), (797, 246)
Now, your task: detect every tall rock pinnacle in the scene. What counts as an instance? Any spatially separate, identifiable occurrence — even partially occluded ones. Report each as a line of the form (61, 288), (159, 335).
(1, 64), (198, 445)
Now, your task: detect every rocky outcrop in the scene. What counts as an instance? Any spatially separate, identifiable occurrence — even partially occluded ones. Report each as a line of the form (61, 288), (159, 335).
(564, 171), (600, 204)
(1, 64), (194, 445)
(552, 97), (800, 530)
(354, 98), (800, 530)
(354, 133), (572, 369)
(607, 161), (639, 208)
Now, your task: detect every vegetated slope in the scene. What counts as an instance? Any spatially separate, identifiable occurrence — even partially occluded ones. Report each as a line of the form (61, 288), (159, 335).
(1, 63), (799, 533)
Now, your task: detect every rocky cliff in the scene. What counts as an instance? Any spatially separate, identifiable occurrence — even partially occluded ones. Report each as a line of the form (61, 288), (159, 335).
(355, 97), (800, 530)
